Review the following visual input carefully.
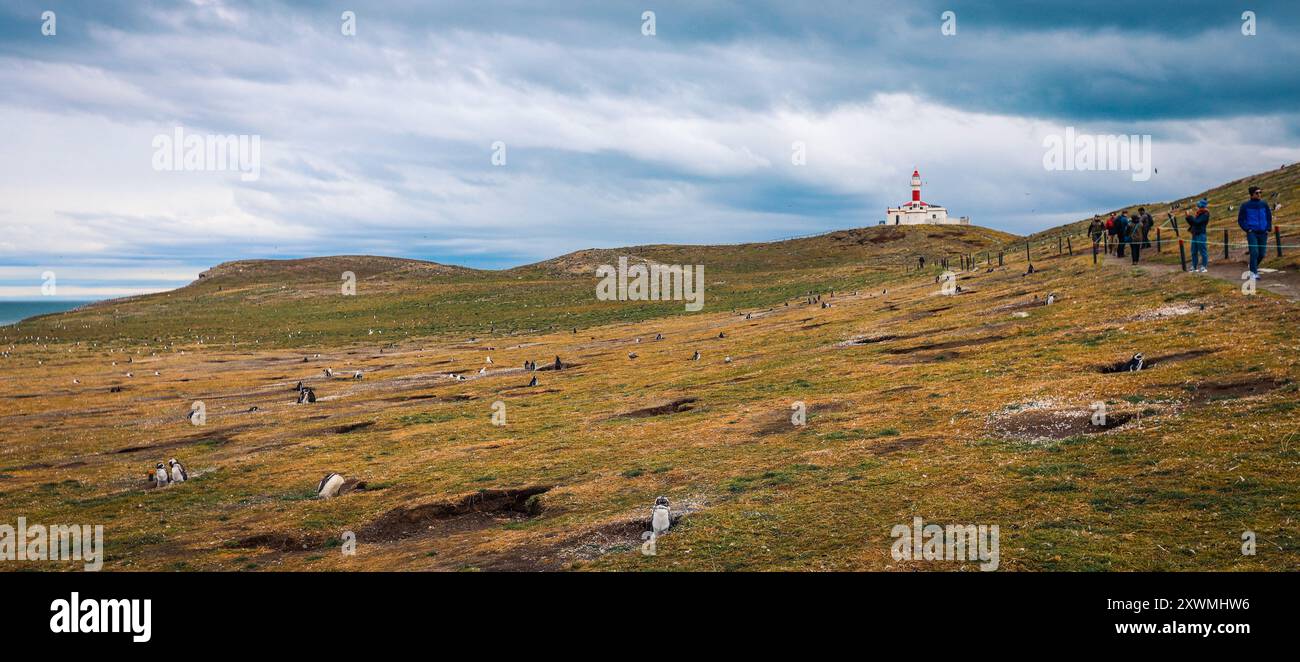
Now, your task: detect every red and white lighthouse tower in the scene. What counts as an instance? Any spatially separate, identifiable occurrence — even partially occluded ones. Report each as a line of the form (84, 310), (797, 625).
(885, 168), (963, 225)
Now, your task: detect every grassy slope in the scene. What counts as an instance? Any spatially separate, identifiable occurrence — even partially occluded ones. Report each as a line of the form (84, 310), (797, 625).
(7, 225), (1015, 347)
(1, 172), (1297, 572)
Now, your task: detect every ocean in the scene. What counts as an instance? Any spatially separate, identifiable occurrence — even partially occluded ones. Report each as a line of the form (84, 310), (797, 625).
(0, 300), (96, 326)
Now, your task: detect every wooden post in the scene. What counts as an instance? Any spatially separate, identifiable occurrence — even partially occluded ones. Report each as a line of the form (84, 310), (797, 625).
(1223, 229), (1229, 260)
(1276, 225), (1284, 257)
(1058, 237), (1063, 255)
(1179, 239), (1188, 272)
(1067, 237), (1073, 255)
(998, 252), (1003, 266)
(1156, 227), (1162, 252)
(1025, 241), (1030, 262)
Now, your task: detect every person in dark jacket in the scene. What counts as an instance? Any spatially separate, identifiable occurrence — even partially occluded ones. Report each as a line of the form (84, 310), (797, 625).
(1088, 216), (1105, 247)
(1114, 210), (1130, 258)
(1126, 212), (1143, 264)
(1138, 208), (1154, 248)
(1238, 186), (1273, 279)
(1185, 198), (1211, 272)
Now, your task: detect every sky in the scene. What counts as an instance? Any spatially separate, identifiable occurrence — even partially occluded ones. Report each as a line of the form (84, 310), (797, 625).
(1, 0), (1298, 299)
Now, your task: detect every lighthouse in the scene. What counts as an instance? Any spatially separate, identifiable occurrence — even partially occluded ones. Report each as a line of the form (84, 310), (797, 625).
(885, 169), (966, 225)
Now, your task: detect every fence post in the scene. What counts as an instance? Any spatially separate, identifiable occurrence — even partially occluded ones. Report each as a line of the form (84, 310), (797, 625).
(1025, 241), (1030, 262)
(1156, 227), (1161, 252)
(998, 252), (1003, 266)
(1058, 237), (1062, 255)
(1178, 239), (1188, 272)
(1276, 225), (1284, 257)
(1223, 229), (1229, 260)
(1067, 237), (1073, 255)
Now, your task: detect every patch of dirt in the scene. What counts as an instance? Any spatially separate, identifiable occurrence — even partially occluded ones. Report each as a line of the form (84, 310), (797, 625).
(1174, 379), (1286, 404)
(870, 437), (933, 455)
(1098, 349), (1218, 374)
(753, 400), (852, 435)
(987, 404), (1134, 442)
(612, 397), (698, 419)
(883, 350), (961, 365)
(359, 486), (553, 543)
(229, 531), (323, 551)
(1130, 303), (1202, 321)
(326, 420), (375, 434)
(883, 335), (1007, 354)
(113, 430), (237, 454)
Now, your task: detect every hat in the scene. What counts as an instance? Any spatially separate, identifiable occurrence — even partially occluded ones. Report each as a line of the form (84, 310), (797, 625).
(1249, 186), (1263, 194)
(1197, 198), (1208, 208)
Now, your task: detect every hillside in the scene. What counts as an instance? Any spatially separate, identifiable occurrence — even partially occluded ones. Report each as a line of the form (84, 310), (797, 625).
(2, 231), (1295, 571)
(7, 224), (1015, 347)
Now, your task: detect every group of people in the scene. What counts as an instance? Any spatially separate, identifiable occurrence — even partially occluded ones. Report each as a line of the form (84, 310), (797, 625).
(1088, 207), (1155, 264)
(1086, 185), (1275, 279)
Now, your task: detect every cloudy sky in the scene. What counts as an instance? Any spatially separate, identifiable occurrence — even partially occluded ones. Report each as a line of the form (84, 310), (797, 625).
(2, 0), (1298, 299)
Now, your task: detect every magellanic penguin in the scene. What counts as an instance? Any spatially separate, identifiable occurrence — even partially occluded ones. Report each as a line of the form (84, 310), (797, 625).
(528, 375), (539, 387)
(316, 472), (346, 498)
(298, 386), (317, 403)
(479, 366), (487, 375)
(1046, 292), (1057, 305)
(651, 496), (671, 536)
(353, 371), (363, 380)
(692, 351), (701, 361)
(168, 458), (188, 482)
(153, 462), (170, 485)
(323, 368), (334, 378)
(1126, 353), (1145, 372)
(553, 356), (563, 370)
(628, 352), (638, 359)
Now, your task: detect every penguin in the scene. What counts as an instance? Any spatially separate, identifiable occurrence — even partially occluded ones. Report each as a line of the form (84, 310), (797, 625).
(316, 472), (346, 499)
(1046, 293), (1057, 306)
(485, 356), (493, 364)
(718, 332), (726, 339)
(655, 333), (663, 341)
(724, 356), (733, 363)
(294, 381), (303, 392)
(298, 386), (317, 403)
(628, 352), (638, 359)
(126, 372), (133, 378)
(302, 357), (309, 362)
(168, 458), (188, 483)
(153, 462), (170, 485)
(479, 366), (487, 374)
(324, 368), (334, 378)
(248, 406), (258, 412)
(353, 371), (363, 379)
(1126, 353), (1144, 372)
(821, 301), (830, 308)
(73, 379), (80, 384)
(553, 356), (563, 370)
(692, 351), (701, 361)
(651, 496), (671, 536)
(528, 375), (539, 387)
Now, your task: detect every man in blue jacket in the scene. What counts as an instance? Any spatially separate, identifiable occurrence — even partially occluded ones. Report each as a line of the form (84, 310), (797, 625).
(1238, 185), (1273, 279)
(1185, 199), (1210, 272)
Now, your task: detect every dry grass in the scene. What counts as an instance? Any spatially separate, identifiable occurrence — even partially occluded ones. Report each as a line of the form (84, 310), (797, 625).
(3, 239), (1297, 572)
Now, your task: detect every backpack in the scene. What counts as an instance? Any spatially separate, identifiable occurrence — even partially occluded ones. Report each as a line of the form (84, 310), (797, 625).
(1105, 217), (1114, 230)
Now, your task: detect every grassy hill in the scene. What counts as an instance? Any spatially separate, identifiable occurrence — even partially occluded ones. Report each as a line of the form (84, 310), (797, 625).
(2, 170), (1297, 573)
(6, 224), (1015, 348)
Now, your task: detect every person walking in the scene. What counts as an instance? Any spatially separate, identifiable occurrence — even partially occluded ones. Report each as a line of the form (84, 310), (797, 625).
(1238, 185), (1273, 279)
(1105, 214), (1117, 254)
(1114, 210), (1130, 258)
(1138, 207), (1154, 249)
(1088, 215), (1105, 247)
(1126, 211), (1142, 264)
(1185, 198), (1210, 272)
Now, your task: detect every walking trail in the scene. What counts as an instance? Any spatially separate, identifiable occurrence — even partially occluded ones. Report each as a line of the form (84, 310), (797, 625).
(1100, 250), (1299, 301)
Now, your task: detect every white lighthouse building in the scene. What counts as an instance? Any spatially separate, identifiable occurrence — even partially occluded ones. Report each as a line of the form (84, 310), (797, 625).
(885, 169), (966, 225)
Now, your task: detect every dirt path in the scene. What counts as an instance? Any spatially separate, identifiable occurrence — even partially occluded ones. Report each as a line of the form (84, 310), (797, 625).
(1101, 251), (1300, 301)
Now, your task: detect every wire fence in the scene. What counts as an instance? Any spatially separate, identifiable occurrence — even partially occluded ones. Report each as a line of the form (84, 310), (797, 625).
(902, 219), (1298, 275)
